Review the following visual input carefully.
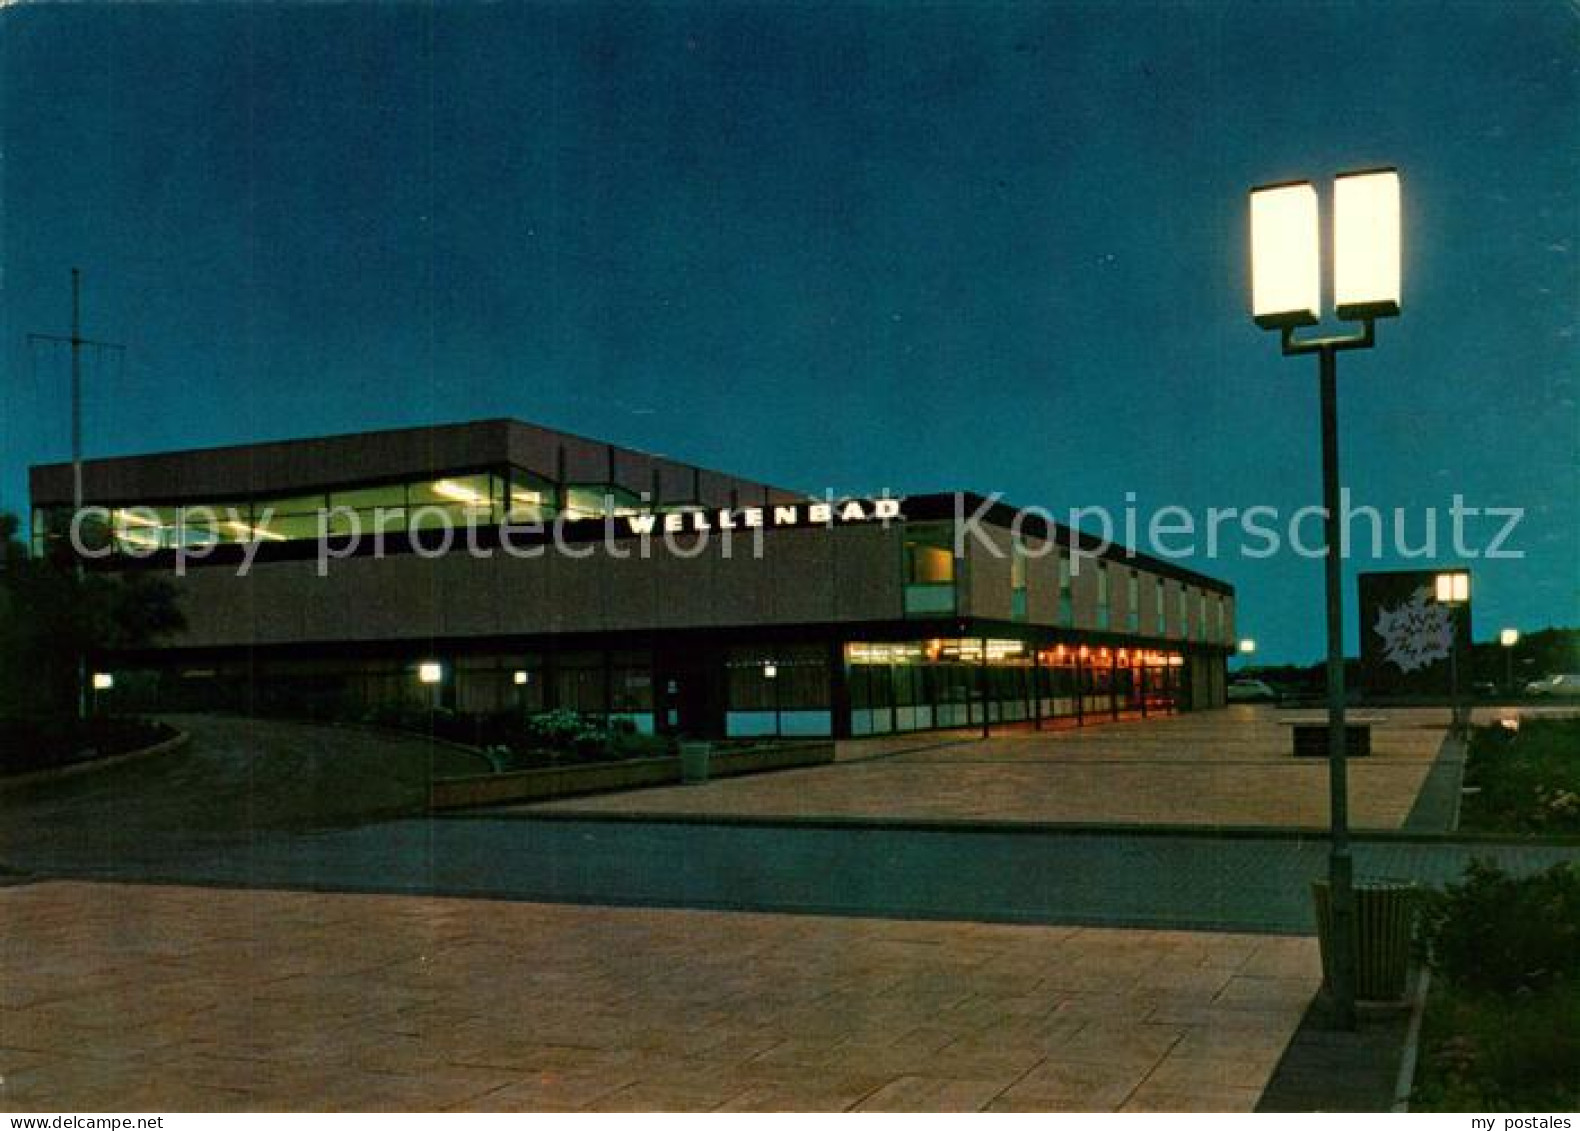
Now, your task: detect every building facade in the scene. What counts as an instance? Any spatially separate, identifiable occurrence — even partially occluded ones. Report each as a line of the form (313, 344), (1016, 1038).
(30, 419), (1236, 738)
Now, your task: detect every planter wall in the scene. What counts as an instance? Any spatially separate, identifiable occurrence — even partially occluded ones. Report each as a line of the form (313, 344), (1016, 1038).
(430, 740), (835, 810)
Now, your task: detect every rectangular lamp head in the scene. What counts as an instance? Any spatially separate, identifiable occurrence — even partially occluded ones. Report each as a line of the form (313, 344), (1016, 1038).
(1434, 572), (1469, 604)
(1500, 628), (1519, 647)
(1334, 167), (1401, 320)
(1250, 180), (1320, 329)
(92, 672), (114, 691)
(418, 661), (443, 685)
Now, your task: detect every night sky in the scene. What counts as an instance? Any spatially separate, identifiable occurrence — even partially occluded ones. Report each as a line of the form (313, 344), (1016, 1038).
(2, 2), (1574, 664)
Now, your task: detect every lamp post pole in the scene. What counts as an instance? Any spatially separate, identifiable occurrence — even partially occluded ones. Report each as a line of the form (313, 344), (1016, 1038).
(1449, 631), (1460, 730)
(1272, 328), (1368, 1031)
(1268, 322), (1375, 1031)
(1317, 342), (1357, 1031)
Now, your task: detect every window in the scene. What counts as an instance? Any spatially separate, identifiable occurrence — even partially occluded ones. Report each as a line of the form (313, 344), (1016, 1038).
(1199, 593), (1209, 641)
(1011, 538), (1028, 622)
(563, 484), (642, 520)
(1058, 555), (1073, 626)
(1178, 587), (1190, 638)
(1096, 563), (1110, 630)
(327, 484), (408, 536)
(1217, 598), (1228, 644)
(506, 469), (558, 522)
(904, 524), (956, 616)
(254, 493), (332, 541)
(1155, 578), (1166, 635)
(409, 475), (499, 530)
(1126, 571), (1140, 633)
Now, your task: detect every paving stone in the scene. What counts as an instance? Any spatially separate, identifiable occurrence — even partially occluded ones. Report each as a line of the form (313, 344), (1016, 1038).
(0, 881), (1318, 1111)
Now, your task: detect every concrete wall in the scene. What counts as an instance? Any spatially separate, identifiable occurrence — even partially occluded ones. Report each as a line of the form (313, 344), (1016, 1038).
(159, 523), (908, 649)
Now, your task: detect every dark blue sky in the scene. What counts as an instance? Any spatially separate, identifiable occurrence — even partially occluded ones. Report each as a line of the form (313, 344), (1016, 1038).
(2, 2), (1574, 663)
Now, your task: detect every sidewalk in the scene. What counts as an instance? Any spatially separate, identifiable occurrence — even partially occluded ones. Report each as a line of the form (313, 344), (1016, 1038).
(0, 881), (1318, 1112)
(527, 706), (1452, 828)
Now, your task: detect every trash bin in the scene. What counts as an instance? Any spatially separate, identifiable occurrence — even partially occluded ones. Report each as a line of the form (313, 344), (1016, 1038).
(1311, 877), (1418, 1003)
(680, 740), (711, 785)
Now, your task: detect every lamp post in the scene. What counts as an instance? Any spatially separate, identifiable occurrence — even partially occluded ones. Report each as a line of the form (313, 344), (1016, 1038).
(1434, 572), (1470, 730)
(1499, 628), (1519, 696)
(1249, 167), (1401, 1031)
(418, 660), (444, 713)
(1237, 638), (1256, 670)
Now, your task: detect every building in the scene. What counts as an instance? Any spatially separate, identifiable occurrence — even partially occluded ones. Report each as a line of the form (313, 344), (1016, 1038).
(30, 418), (1235, 738)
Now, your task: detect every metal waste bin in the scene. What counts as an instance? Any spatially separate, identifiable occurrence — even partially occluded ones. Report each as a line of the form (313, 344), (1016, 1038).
(680, 741), (711, 785)
(1311, 877), (1418, 1003)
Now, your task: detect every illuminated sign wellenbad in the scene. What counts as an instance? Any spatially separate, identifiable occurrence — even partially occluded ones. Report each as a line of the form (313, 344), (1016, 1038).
(624, 497), (903, 536)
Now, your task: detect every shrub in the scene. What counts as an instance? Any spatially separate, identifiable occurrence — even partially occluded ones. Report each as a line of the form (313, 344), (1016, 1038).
(1415, 979), (1580, 1110)
(1461, 718), (1580, 835)
(1418, 859), (1580, 993)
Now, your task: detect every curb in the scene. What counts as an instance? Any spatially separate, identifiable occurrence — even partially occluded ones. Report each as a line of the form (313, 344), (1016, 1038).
(1391, 966), (1432, 1112)
(433, 805), (1580, 846)
(0, 727), (190, 792)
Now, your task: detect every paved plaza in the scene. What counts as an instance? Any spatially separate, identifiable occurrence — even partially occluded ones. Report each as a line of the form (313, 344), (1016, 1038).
(530, 705), (1453, 828)
(5, 707), (1575, 1111)
(0, 881), (1318, 1112)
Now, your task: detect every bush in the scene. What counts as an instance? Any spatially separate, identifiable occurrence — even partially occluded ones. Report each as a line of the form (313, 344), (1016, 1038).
(1418, 859), (1580, 993)
(1460, 718), (1580, 835)
(1415, 979), (1580, 1110)
(358, 704), (675, 769)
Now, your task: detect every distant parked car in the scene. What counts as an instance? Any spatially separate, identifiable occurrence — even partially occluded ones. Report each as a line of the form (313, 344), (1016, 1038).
(1227, 678), (1278, 703)
(1525, 673), (1580, 698)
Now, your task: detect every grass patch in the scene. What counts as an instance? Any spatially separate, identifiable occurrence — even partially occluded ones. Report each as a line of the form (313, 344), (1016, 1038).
(1413, 980), (1580, 1110)
(1412, 859), (1580, 1110)
(1458, 717), (1580, 836)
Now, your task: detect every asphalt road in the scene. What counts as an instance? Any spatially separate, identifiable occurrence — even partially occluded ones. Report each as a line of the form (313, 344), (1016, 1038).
(0, 714), (487, 872)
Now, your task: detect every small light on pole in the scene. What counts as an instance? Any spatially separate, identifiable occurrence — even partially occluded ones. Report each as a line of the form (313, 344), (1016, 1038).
(417, 661), (443, 685)
(1434, 572), (1469, 732)
(763, 663), (778, 680)
(91, 672), (115, 691)
(1434, 572), (1469, 604)
(1238, 638), (1257, 655)
(513, 669), (530, 686)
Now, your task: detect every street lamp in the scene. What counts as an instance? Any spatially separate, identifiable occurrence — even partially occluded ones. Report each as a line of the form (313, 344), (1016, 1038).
(1434, 572), (1469, 731)
(1249, 166), (1402, 1031)
(90, 671), (113, 716)
(1237, 639), (1256, 673)
(1500, 628), (1519, 695)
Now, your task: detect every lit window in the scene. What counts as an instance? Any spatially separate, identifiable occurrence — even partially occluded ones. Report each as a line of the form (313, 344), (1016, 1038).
(904, 525), (956, 616)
